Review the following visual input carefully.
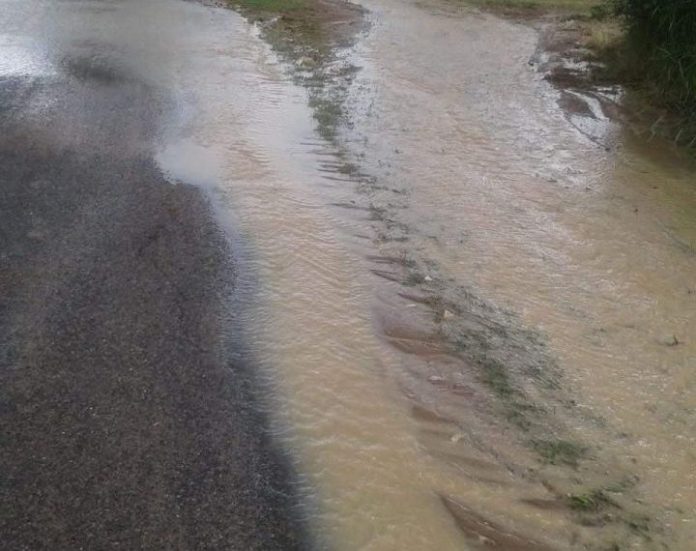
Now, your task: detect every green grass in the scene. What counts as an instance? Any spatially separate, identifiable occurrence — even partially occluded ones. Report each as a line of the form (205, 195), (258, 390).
(481, 359), (516, 398)
(531, 438), (587, 467)
(568, 489), (616, 512)
(228, 0), (308, 13)
(465, 0), (602, 15)
(226, 0), (331, 53)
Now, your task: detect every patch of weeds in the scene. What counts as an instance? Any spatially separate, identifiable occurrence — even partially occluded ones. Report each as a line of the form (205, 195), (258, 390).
(453, 332), (491, 354)
(568, 489), (617, 512)
(480, 358), (516, 398)
(505, 406), (533, 430)
(375, 231), (408, 243)
(403, 272), (426, 286)
(337, 162), (360, 176)
(309, 96), (344, 140)
(603, 476), (638, 494)
(503, 400), (548, 430)
(625, 514), (652, 538)
(228, 0), (326, 58)
(230, 0), (308, 13)
(368, 205), (387, 221)
(452, 339), (528, 402)
(564, 484), (658, 541)
(398, 252), (417, 269)
(589, 3), (611, 20)
(385, 218), (409, 232)
(525, 361), (561, 391)
(226, 0), (365, 149)
(531, 438), (587, 467)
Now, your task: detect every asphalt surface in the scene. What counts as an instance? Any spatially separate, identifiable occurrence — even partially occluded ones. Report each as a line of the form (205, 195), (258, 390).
(0, 2), (307, 549)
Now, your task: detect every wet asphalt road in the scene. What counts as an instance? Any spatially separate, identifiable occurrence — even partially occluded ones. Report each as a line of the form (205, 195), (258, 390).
(0, 1), (306, 549)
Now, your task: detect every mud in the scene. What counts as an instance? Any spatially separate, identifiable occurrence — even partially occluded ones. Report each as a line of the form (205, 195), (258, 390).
(526, 9), (696, 153)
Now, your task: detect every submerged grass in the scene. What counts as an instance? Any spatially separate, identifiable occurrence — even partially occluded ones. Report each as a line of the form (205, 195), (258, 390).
(568, 489), (616, 511)
(531, 438), (587, 467)
(225, 0), (363, 142)
(226, 0), (326, 55)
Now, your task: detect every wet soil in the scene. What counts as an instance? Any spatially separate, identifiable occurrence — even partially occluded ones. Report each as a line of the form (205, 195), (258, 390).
(524, 10), (696, 153)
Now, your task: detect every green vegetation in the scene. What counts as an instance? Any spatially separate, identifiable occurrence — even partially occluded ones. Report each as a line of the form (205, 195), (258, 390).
(403, 271), (426, 286)
(465, 0), (601, 15)
(226, 0), (325, 54)
(612, 0), (696, 120)
(481, 358), (516, 397)
(226, 0), (361, 141)
(568, 489), (616, 511)
(228, 0), (307, 14)
(531, 438), (587, 467)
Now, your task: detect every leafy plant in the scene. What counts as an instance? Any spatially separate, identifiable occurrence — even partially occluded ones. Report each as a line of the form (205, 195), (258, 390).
(612, 0), (696, 110)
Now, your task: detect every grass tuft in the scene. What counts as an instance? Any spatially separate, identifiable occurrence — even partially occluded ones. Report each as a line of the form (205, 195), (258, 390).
(531, 438), (587, 467)
(568, 489), (616, 511)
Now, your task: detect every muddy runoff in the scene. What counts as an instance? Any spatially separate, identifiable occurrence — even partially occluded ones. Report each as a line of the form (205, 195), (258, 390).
(141, 2), (483, 549)
(43, 0), (695, 549)
(324, 0), (696, 548)
(215, 0), (696, 549)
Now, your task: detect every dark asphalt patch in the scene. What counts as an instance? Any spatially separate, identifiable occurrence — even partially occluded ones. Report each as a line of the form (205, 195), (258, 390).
(0, 75), (309, 549)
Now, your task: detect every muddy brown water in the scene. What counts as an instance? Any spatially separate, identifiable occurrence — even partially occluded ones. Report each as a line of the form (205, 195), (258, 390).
(164, 0), (696, 546)
(337, 0), (696, 547)
(4, 0), (695, 549)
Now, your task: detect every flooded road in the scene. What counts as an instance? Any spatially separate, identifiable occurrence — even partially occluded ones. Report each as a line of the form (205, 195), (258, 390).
(166, 0), (696, 546)
(328, 0), (696, 548)
(2, 0), (695, 549)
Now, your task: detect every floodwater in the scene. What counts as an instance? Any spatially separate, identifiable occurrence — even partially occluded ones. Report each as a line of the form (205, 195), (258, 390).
(4, 0), (695, 549)
(337, 1), (696, 548)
